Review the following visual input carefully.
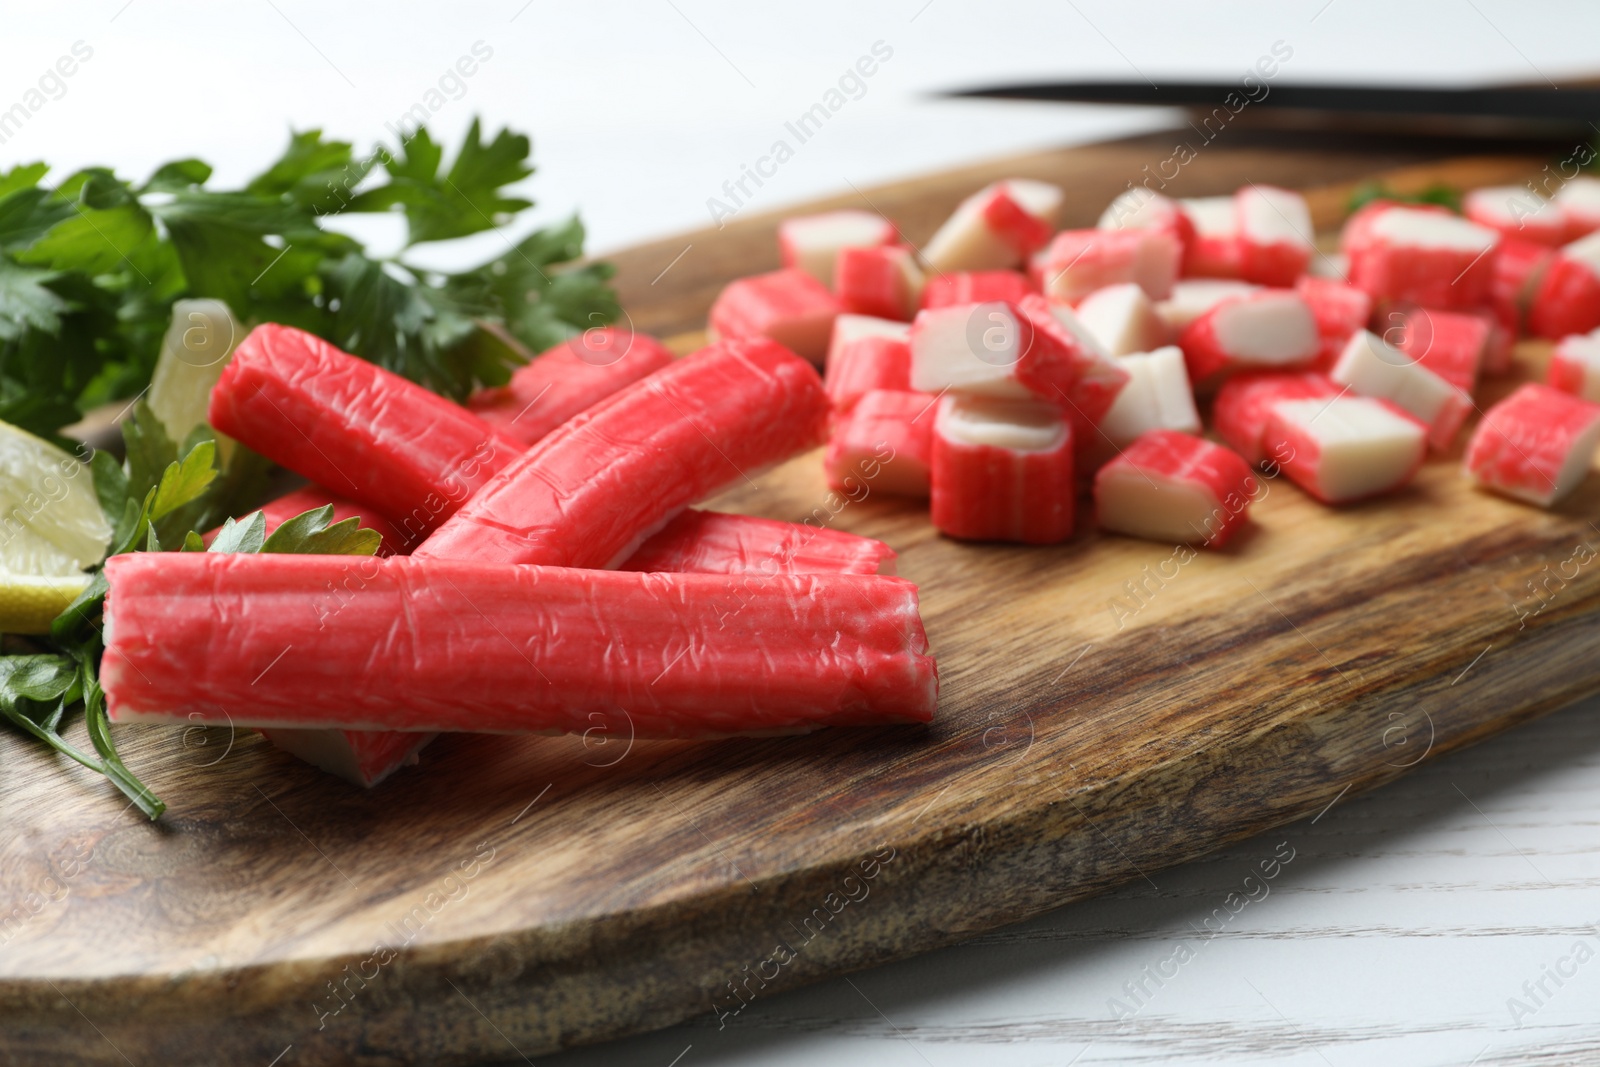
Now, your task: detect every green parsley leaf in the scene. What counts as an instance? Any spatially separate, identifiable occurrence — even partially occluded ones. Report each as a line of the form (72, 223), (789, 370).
(207, 510), (267, 554)
(260, 504), (382, 556)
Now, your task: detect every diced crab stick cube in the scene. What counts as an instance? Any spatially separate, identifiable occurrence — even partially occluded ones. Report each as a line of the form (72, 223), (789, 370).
(1177, 289), (1320, 385)
(467, 328), (676, 447)
(1236, 184), (1314, 286)
(1264, 395), (1427, 504)
(1464, 383), (1600, 506)
(923, 179), (1064, 273)
(1549, 330), (1600, 402)
(779, 210), (898, 288)
(1030, 228), (1181, 303)
(1345, 204), (1501, 309)
(1155, 279), (1259, 332)
(415, 337), (829, 568)
(1463, 185), (1566, 247)
(1330, 330), (1471, 451)
(1295, 275), (1373, 371)
(930, 395), (1074, 543)
(824, 388), (936, 498)
(619, 508), (898, 576)
(1094, 430), (1257, 547)
(1098, 188), (1196, 250)
(835, 244), (925, 320)
(1212, 371), (1340, 466)
(908, 298), (1112, 408)
(827, 313), (909, 368)
(1179, 196), (1244, 278)
(1020, 295), (1131, 429)
(208, 325), (521, 539)
(1392, 305), (1491, 393)
(1556, 176), (1600, 241)
(1490, 236), (1555, 336)
(261, 728), (438, 788)
(919, 270), (1033, 311)
(1529, 231), (1600, 339)
(103, 554), (939, 735)
(1096, 346), (1201, 449)
(1075, 282), (1169, 356)
(824, 330), (911, 413)
(709, 268), (842, 364)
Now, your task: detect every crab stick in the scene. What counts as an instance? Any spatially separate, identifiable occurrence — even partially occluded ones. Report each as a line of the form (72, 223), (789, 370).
(1178, 289), (1319, 384)
(828, 314), (909, 367)
(1393, 306), (1491, 393)
(1491, 236), (1556, 337)
(1264, 395), (1427, 504)
(824, 329), (911, 413)
(1179, 196), (1244, 278)
(930, 395), (1074, 543)
(1021, 295), (1131, 429)
(835, 244), (924, 320)
(1295, 276), (1372, 370)
(1155, 279), (1259, 332)
(102, 554), (938, 735)
(1556, 176), (1600, 241)
(1096, 346), (1201, 449)
(1463, 186), (1565, 247)
(709, 269), (842, 364)
(414, 337), (829, 568)
(619, 508), (897, 576)
(923, 179), (1064, 273)
(824, 388), (935, 498)
(1549, 330), (1600, 402)
(1330, 330), (1471, 451)
(1529, 231), (1600, 339)
(1075, 282), (1168, 356)
(1236, 185), (1314, 286)
(1098, 188), (1195, 250)
(1094, 430), (1257, 547)
(1212, 371), (1341, 467)
(1464, 383), (1600, 506)
(1344, 204), (1500, 309)
(466, 328), (676, 446)
(208, 325), (521, 540)
(1030, 228), (1181, 304)
(779, 210), (897, 288)
(918, 270), (1033, 311)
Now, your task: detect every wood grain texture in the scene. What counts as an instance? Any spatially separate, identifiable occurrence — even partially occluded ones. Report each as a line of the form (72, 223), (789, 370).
(0, 132), (1593, 1067)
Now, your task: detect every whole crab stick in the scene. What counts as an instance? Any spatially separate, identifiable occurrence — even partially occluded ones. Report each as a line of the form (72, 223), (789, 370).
(209, 324), (522, 538)
(466, 328), (676, 446)
(102, 554), (938, 735)
(620, 508), (897, 576)
(415, 337), (830, 567)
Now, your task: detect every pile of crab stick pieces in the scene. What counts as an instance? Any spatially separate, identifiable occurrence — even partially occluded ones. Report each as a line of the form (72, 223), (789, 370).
(103, 325), (937, 785)
(707, 176), (1600, 544)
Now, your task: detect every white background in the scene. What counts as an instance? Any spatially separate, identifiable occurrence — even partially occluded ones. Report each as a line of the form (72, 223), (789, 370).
(7, 2), (1600, 1064)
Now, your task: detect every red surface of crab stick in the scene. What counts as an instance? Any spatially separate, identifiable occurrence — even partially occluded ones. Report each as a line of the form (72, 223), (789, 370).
(1094, 430), (1258, 547)
(209, 324), (521, 538)
(1212, 371), (1341, 467)
(466, 328), (676, 446)
(930, 395), (1074, 543)
(619, 508), (897, 576)
(414, 337), (830, 568)
(102, 554), (938, 735)
(1464, 383), (1600, 507)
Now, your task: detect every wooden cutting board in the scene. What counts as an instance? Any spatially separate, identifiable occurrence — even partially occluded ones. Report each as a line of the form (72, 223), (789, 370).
(4, 130), (1597, 1067)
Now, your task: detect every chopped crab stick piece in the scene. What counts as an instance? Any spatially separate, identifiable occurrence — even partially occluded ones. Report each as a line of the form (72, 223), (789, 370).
(1097, 346), (1201, 448)
(1030, 228), (1180, 303)
(1075, 282), (1168, 356)
(835, 245), (925, 320)
(828, 313), (909, 367)
(1491, 237), (1555, 338)
(1212, 371), (1340, 466)
(1022, 295), (1132, 430)
(1264, 396), (1427, 504)
(415, 338), (829, 568)
(1179, 196), (1244, 278)
(1154, 279), (1259, 332)
(909, 300), (1071, 401)
(930, 395), (1074, 543)
(261, 728), (437, 788)
(1530, 231), (1600, 339)
(918, 270), (1033, 311)
(1295, 276), (1372, 370)
(1462, 186), (1565, 246)
(619, 508), (898, 576)
(825, 331), (911, 413)
(1178, 289), (1319, 384)
(1464, 384), (1600, 506)
(1345, 205), (1500, 309)
(1094, 430), (1257, 547)
(1236, 185), (1314, 286)
(1393, 306), (1491, 393)
(779, 210), (897, 288)
(1556, 176), (1600, 241)
(1098, 188), (1195, 249)
(1330, 330), (1471, 450)
(102, 554), (938, 735)
(709, 269), (842, 364)
(208, 324), (520, 538)
(922, 179), (1064, 273)
(466, 328), (676, 446)
(206, 485), (409, 556)
(1548, 330), (1600, 402)
(824, 389), (935, 498)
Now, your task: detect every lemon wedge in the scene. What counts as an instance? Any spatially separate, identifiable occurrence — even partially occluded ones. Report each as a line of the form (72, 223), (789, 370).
(146, 298), (243, 459)
(0, 420), (111, 632)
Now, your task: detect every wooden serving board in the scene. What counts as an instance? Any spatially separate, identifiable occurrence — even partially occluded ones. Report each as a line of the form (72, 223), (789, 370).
(3, 131), (1598, 1067)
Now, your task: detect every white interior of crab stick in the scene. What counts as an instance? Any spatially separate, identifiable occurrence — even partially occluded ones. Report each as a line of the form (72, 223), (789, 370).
(1275, 396), (1425, 502)
(1368, 207), (1499, 251)
(938, 393), (1067, 451)
(909, 302), (1032, 398)
(1238, 185), (1313, 246)
(1096, 463), (1226, 543)
(1098, 188), (1176, 230)
(1156, 280), (1259, 331)
(1331, 330), (1465, 441)
(780, 210), (895, 287)
(1076, 282), (1168, 356)
(1554, 331), (1600, 401)
(922, 179), (1063, 272)
(828, 313), (909, 366)
(1099, 346), (1200, 446)
(1182, 196), (1237, 237)
(1213, 292), (1319, 364)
